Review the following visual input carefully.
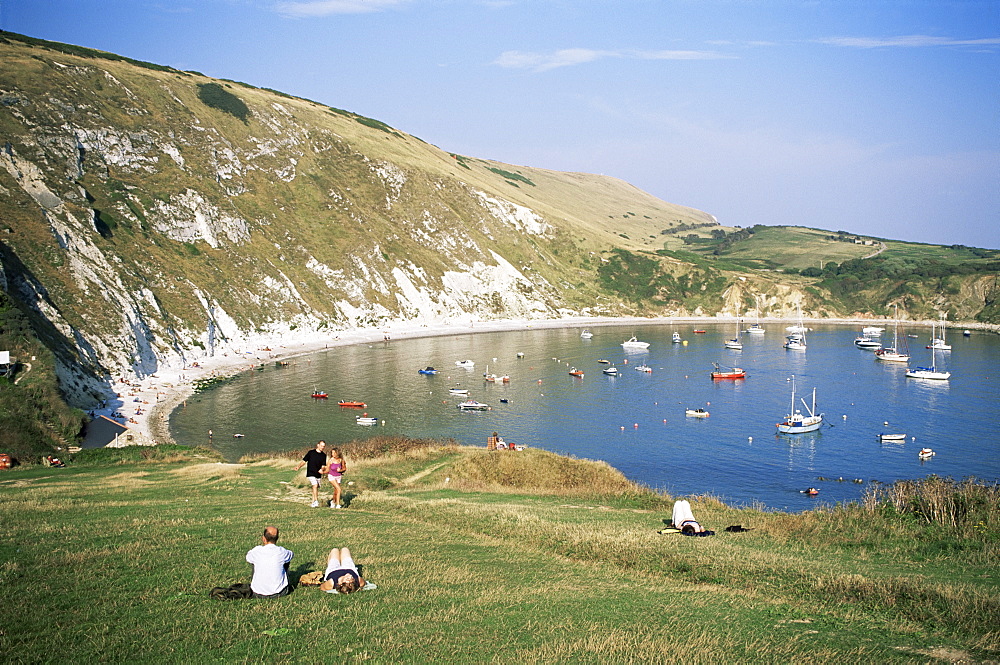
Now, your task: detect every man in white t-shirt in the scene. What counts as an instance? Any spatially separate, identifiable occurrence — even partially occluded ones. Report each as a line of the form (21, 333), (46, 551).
(245, 525), (293, 598)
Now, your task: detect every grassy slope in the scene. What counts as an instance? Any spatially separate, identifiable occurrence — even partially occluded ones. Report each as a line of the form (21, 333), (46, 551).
(1, 446), (996, 663)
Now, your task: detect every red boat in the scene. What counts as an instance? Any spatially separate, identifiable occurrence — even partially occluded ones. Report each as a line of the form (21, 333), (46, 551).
(710, 363), (746, 380)
(693, 329), (707, 334)
(311, 392), (328, 399)
(338, 400), (367, 408)
(568, 368), (584, 378)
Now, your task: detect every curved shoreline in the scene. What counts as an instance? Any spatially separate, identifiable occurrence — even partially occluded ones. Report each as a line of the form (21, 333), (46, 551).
(138, 315), (997, 448)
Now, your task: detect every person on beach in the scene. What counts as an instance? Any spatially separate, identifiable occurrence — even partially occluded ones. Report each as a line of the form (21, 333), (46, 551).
(319, 547), (366, 594)
(246, 526), (293, 598)
(295, 440), (327, 507)
(326, 447), (347, 508)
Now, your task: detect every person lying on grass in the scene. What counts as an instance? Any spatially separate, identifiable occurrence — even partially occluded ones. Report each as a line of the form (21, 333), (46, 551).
(319, 547), (367, 594)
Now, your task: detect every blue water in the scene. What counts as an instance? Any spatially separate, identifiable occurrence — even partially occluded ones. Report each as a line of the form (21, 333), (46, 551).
(169, 323), (1000, 511)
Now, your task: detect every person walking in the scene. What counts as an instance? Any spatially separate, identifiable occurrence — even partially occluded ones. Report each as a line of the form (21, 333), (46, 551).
(295, 440), (327, 507)
(326, 447), (347, 508)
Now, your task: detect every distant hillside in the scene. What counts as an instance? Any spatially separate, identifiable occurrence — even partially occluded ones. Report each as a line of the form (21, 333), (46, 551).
(1, 30), (998, 430)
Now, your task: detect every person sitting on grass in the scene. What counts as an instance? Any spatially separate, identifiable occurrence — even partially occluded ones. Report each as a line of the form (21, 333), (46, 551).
(319, 547), (366, 594)
(246, 526), (293, 598)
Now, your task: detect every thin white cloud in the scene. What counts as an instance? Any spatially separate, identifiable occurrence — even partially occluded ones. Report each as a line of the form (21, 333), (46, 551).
(274, 0), (407, 17)
(494, 48), (728, 72)
(494, 48), (618, 72)
(819, 35), (1000, 48)
(636, 49), (733, 61)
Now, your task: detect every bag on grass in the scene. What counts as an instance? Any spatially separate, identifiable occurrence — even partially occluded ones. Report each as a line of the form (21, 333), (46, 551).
(210, 582), (253, 600)
(299, 571), (324, 586)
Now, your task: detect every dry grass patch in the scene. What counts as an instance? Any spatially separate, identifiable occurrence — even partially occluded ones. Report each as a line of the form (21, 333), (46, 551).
(102, 471), (153, 489)
(169, 462), (242, 482)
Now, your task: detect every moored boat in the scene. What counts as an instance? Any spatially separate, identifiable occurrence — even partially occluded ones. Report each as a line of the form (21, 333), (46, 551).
(455, 359), (475, 367)
(418, 366), (438, 375)
(685, 408), (709, 418)
(457, 400), (489, 410)
(878, 433), (907, 441)
(602, 366), (619, 376)
(672, 331), (683, 343)
(918, 447), (935, 459)
(776, 375), (823, 434)
(448, 387), (469, 395)
(621, 336), (650, 350)
(338, 400), (367, 408)
(876, 305), (910, 363)
(356, 415), (379, 426)
(711, 363), (746, 379)
(580, 329), (593, 339)
(854, 334), (882, 349)
(635, 364), (652, 373)
(568, 368), (584, 378)
(311, 391), (328, 399)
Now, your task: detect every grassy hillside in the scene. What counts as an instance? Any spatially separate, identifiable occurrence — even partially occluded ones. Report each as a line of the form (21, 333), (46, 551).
(1, 442), (997, 663)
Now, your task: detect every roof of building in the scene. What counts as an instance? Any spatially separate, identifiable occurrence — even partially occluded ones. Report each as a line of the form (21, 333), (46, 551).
(82, 415), (130, 449)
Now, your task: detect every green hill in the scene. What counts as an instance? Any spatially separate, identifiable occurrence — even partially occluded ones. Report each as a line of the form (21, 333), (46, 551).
(1, 30), (998, 457)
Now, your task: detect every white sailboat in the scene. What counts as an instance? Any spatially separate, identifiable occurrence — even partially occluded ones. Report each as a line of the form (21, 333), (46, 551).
(783, 305), (807, 349)
(928, 314), (951, 350)
(908, 321), (951, 380)
(876, 304), (909, 363)
(776, 375), (824, 434)
(744, 295), (766, 334)
(724, 319), (743, 350)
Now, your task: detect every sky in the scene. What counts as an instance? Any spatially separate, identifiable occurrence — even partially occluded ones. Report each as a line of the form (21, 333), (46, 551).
(4, 0), (998, 249)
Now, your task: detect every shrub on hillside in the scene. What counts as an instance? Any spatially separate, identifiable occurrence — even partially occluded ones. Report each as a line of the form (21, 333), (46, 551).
(196, 83), (249, 123)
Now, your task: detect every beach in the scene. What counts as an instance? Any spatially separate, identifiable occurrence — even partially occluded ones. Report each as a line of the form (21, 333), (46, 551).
(117, 315), (995, 448)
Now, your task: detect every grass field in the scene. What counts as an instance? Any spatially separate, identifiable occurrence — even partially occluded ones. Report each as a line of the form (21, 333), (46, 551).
(1, 443), (997, 663)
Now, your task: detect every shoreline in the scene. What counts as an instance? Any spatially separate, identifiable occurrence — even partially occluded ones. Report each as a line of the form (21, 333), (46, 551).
(124, 314), (996, 448)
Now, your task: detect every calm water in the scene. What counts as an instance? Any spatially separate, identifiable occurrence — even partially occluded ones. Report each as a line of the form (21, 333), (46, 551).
(170, 323), (1000, 511)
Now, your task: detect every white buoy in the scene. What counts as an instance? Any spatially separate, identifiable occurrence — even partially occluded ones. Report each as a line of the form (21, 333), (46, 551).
(748, 436), (753, 443)
(843, 415), (847, 420)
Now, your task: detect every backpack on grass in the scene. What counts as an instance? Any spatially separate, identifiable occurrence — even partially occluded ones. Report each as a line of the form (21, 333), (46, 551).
(210, 582), (253, 600)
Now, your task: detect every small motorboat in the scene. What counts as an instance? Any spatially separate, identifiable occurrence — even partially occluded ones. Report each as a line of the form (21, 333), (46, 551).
(621, 336), (650, 350)
(455, 360), (475, 368)
(233, 433), (245, 438)
(457, 400), (489, 410)
(516, 352), (525, 358)
(711, 363), (746, 379)
(602, 366), (619, 376)
(878, 433), (907, 441)
(580, 329), (593, 339)
(635, 364), (652, 373)
(685, 408), (709, 418)
(418, 367), (438, 375)
(338, 400), (367, 408)
(311, 391), (329, 399)
(568, 368), (584, 378)
(918, 447), (936, 459)
(803, 487), (820, 496)
(499, 375), (510, 383)
(862, 326), (884, 336)
(672, 331), (683, 343)
(693, 329), (706, 334)
(448, 388), (469, 395)
(744, 323), (765, 335)
(963, 330), (971, 337)
(499, 398), (510, 403)
(597, 359), (610, 364)
(854, 335), (882, 349)
(356, 415), (379, 426)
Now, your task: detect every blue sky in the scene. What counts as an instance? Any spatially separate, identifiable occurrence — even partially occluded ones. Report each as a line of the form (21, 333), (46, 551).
(4, 1), (998, 248)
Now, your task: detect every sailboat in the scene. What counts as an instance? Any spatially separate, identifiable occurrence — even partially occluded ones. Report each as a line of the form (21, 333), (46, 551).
(724, 319), (743, 350)
(927, 314), (951, 350)
(744, 296), (766, 334)
(876, 304), (909, 363)
(776, 375), (824, 434)
(908, 323), (951, 380)
(783, 305), (806, 350)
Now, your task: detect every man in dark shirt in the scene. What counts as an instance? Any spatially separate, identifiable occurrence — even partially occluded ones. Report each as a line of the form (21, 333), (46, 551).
(294, 440), (327, 507)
